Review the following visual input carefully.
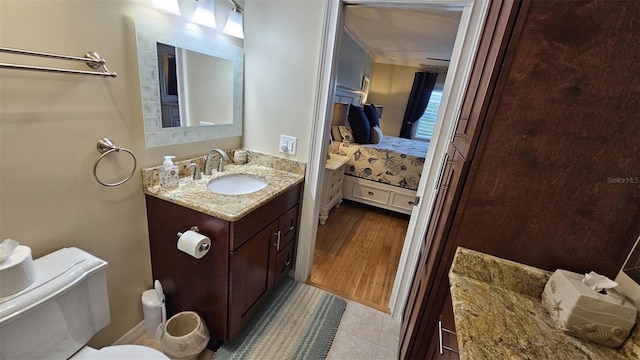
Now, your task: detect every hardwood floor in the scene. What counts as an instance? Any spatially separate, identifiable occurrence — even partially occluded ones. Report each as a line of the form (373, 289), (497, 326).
(309, 200), (409, 313)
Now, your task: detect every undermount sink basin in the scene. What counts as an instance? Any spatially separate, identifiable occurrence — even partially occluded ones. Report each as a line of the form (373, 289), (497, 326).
(207, 174), (268, 195)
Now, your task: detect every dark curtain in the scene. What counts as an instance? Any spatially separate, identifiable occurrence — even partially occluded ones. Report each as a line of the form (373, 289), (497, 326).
(167, 55), (178, 96)
(399, 71), (438, 139)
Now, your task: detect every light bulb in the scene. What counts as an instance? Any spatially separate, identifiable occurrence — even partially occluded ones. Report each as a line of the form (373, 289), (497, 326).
(223, 8), (244, 39)
(150, 0), (181, 15)
(192, 0), (217, 29)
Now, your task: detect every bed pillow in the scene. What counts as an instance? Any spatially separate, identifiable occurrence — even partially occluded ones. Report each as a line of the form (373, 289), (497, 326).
(348, 105), (371, 144)
(338, 126), (354, 143)
(370, 126), (383, 144)
(363, 104), (380, 128)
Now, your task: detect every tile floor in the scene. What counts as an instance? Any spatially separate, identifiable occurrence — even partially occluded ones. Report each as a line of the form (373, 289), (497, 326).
(327, 299), (401, 360)
(134, 294), (401, 360)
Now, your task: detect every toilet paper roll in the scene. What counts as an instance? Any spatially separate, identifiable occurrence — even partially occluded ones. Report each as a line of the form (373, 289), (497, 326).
(177, 231), (211, 259)
(0, 245), (36, 298)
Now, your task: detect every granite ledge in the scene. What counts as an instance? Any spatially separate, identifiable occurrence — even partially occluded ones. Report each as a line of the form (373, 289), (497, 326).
(449, 247), (639, 360)
(143, 163), (304, 222)
(141, 149), (305, 190)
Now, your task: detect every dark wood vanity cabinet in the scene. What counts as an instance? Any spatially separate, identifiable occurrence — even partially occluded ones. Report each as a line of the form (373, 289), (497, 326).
(146, 183), (302, 345)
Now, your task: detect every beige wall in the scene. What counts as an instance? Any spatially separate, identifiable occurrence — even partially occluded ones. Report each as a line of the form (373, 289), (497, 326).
(0, 0), (240, 347)
(368, 63), (448, 137)
(367, 63), (418, 137)
(242, 0), (324, 161)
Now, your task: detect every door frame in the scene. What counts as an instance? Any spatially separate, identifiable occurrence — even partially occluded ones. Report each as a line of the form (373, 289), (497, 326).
(295, 0), (491, 318)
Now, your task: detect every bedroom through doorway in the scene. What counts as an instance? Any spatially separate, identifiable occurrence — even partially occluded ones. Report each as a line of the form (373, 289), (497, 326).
(308, 4), (463, 313)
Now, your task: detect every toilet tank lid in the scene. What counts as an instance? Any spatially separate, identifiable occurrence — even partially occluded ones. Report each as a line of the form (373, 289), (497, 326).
(0, 247), (108, 324)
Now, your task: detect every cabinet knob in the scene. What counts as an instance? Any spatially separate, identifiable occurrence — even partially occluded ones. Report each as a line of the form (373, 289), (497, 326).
(289, 226), (294, 231)
(284, 261), (291, 267)
(368, 191), (374, 196)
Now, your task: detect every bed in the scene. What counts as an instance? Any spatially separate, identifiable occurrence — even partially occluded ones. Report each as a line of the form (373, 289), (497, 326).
(330, 98), (430, 215)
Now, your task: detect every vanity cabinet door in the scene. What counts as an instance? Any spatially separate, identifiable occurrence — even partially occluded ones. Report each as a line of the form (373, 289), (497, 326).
(228, 220), (278, 340)
(226, 184), (302, 341)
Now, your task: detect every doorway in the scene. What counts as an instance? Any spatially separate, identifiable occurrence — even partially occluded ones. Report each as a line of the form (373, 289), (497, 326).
(307, 4), (461, 313)
(295, 0), (490, 318)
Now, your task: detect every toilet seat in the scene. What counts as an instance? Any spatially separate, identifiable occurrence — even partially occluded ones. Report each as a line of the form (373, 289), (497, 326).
(72, 345), (169, 359)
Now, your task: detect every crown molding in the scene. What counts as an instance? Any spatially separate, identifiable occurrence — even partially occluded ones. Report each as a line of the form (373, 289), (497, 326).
(343, 22), (378, 62)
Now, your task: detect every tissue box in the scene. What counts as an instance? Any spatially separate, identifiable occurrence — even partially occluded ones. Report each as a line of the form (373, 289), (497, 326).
(542, 269), (637, 348)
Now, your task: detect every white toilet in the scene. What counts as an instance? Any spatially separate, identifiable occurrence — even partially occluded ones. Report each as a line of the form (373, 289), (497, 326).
(0, 247), (169, 359)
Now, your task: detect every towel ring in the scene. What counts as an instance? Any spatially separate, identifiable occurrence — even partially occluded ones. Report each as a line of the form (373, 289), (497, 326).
(93, 138), (137, 187)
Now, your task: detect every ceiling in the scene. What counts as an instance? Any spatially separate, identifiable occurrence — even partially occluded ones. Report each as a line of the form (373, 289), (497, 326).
(344, 6), (463, 68)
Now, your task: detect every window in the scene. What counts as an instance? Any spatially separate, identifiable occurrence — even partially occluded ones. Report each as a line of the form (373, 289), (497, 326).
(414, 86), (443, 141)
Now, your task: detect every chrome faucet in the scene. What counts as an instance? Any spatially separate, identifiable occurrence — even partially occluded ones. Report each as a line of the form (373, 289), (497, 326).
(204, 149), (230, 174)
(186, 163), (202, 180)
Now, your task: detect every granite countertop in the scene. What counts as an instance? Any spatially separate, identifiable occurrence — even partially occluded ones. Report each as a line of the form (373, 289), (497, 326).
(449, 248), (639, 359)
(143, 161), (304, 222)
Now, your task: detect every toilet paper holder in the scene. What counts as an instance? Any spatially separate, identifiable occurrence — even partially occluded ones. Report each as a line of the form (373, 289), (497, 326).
(176, 227), (210, 252)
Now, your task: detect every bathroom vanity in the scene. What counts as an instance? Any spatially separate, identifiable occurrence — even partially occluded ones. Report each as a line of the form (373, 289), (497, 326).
(143, 155), (304, 345)
(448, 248), (640, 359)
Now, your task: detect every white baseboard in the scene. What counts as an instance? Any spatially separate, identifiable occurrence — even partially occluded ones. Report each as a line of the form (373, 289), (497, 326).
(112, 321), (146, 345)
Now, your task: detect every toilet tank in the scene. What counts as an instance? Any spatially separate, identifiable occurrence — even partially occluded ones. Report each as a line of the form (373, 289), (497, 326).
(0, 247), (110, 360)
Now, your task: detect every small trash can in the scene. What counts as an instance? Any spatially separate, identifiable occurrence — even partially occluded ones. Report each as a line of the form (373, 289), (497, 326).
(141, 289), (163, 338)
(161, 311), (210, 360)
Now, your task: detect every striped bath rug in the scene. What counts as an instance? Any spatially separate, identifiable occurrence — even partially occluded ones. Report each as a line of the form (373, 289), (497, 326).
(214, 278), (346, 359)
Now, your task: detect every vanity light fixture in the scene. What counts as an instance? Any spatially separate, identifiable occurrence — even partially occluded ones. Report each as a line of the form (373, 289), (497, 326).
(192, 0), (217, 29)
(150, 0), (244, 38)
(223, 0), (244, 39)
(150, 0), (181, 15)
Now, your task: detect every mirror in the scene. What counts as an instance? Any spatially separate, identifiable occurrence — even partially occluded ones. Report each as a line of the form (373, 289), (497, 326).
(135, 13), (243, 147)
(156, 43), (235, 128)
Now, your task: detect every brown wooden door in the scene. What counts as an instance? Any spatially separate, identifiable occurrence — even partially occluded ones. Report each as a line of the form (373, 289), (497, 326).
(399, 1), (521, 358)
(452, 0), (520, 160)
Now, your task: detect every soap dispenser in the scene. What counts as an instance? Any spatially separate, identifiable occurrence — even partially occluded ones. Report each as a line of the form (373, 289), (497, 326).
(159, 155), (179, 189)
